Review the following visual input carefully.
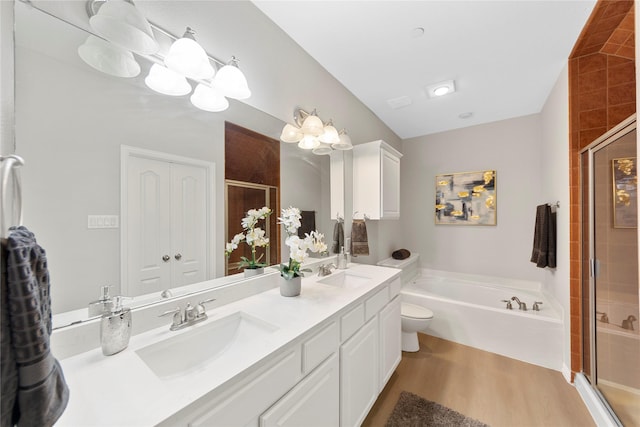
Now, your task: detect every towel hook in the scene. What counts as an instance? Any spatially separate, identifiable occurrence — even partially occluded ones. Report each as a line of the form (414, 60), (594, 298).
(353, 211), (370, 220)
(1, 155), (25, 238)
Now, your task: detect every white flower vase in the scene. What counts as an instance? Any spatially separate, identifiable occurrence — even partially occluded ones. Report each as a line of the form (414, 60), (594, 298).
(279, 275), (301, 297)
(244, 267), (264, 278)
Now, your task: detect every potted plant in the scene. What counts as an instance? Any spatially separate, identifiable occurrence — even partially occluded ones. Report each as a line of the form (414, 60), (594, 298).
(277, 206), (328, 296)
(225, 206), (272, 276)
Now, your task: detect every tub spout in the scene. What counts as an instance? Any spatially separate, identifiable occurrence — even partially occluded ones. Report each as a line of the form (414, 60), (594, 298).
(511, 296), (527, 311)
(622, 315), (637, 330)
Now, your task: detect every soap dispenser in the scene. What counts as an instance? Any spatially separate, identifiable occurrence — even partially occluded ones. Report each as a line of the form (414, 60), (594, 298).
(100, 296), (131, 356)
(88, 285), (114, 317)
(337, 246), (348, 269)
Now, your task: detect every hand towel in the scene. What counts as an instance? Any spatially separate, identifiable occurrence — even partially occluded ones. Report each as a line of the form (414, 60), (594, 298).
(351, 219), (370, 256)
(1, 226), (69, 427)
(530, 205), (557, 268)
(297, 210), (316, 239)
(331, 221), (345, 254)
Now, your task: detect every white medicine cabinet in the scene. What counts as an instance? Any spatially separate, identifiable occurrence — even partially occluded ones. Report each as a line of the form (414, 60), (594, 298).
(353, 140), (402, 220)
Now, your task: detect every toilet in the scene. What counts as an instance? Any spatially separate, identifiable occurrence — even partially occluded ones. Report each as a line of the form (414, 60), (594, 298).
(377, 253), (434, 352)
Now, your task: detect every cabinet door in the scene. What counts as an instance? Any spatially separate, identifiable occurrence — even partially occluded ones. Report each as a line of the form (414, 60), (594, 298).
(260, 354), (339, 427)
(126, 156), (172, 296)
(379, 296), (401, 389)
(340, 317), (379, 427)
(381, 150), (400, 219)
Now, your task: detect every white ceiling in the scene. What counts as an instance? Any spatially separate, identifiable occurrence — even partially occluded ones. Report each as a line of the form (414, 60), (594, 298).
(253, 1), (597, 139)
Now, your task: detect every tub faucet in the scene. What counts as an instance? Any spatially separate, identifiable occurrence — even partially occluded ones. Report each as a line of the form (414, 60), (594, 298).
(622, 315), (637, 331)
(500, 299), (513, 310)
(596, 311), (609, 323)
(511, 296), (527, 311)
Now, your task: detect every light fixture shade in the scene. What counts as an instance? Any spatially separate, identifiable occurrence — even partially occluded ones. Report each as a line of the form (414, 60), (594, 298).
(145, 63), (192, 96)
(213, 61), (251, 100)
(89, 0), (158, 55)
(78, 35), (140, 78)
(319, 123), (340, 144)
(298, 135), (320, 150)
(190, 83), (229, 112)
(332, 131), (353, 150)
(300, 114), (324, 137)
(164, 29), (215, 80)
(312, 143), (333, 155)
(280, 124), (303, 143)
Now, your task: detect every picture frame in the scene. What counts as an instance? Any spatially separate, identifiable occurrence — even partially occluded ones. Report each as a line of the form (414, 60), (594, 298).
(612, 157), (637, 229)
(435, 170), (496, 225)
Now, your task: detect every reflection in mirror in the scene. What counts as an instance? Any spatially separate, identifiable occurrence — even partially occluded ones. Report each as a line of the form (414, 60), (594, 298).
(13, 1), (331, 328)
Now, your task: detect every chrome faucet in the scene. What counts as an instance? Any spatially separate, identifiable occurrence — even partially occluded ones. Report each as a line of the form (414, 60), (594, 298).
(511, 296), (527, 311)
(622, 315), (637, 331)
(501, 299), (513, 310)
(596, 311), (609, 323)
(532, 301), (543, 311)
(317, 263), (336, 277)
(159, 298), (216, 331)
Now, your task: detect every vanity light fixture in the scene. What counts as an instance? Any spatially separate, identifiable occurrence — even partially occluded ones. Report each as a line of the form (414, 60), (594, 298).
(164, 27), (215, 80)
(83, 0), (251, 113)
(426, 79), (456, 98)
(279, 109), (353, 155)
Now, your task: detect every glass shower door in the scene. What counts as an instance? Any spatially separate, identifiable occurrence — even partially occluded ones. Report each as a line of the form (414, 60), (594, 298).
(590, 125), (639, 426)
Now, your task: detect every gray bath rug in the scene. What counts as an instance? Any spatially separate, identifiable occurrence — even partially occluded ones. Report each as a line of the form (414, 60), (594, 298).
(385, 391), (490, 427)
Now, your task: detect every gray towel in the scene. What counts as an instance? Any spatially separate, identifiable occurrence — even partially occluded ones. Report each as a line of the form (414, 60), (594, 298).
(331, 221), (344, 254)
(530, 205), (557, 268)
(350, 219), (370, 256)
(1, 226), (69, 427)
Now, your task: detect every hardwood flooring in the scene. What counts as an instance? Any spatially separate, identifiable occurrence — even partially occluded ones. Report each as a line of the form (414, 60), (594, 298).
(363, 334), (596, 427)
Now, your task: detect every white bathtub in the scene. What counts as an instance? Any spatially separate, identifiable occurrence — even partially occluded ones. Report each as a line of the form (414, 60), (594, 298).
(401, 269), (563, 371)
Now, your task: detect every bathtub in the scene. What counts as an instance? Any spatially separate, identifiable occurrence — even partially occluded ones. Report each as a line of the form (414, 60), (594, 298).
(401, 269), (563, 371)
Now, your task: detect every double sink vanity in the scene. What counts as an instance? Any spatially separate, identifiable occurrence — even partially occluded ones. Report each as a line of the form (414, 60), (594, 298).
(53, 261), (402, 426)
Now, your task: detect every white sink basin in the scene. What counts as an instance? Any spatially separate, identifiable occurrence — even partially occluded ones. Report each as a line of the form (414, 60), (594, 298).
(136, 311), (278, 379)
(317, 271), (372, 289)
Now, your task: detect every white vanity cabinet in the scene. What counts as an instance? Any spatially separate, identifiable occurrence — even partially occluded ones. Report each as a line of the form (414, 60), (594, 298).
(353, 140), (402, 220)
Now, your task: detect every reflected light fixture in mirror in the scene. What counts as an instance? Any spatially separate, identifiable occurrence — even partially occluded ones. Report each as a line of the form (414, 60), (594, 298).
(280, 108), (352, 155)
(88, 0), (159, 55)
(191, 83), (229, 112)
(78, 35), (141, 78)
(164, 27), (215, 80)
(213, 57), (252, 100)
(145, 63), (192, 96)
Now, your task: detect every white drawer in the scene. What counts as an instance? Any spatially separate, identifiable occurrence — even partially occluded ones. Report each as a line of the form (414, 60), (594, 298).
(389, 277), (401, 298)
(341, 303), (364, 342)
(302, 321), (339, 374)
(365, 287), (389, 321)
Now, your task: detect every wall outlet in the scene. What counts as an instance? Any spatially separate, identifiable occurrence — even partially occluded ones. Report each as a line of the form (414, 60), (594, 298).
(88, 215), (119, 229)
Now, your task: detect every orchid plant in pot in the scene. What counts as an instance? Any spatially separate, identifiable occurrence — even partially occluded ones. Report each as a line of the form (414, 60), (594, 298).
(277, 206), (328, 296)
(225, 207), (272, 276)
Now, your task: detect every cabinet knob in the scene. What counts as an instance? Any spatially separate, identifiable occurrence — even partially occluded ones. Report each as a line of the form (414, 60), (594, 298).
(162, 255), (170, 262)
(175, 253), (182, 261)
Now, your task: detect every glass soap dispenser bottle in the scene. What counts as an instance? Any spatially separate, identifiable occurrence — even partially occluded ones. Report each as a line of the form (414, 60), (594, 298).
(100, 296), (132, 356)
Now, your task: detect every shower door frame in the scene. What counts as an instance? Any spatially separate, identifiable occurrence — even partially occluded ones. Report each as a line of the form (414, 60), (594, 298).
(579, 115), (636, 427)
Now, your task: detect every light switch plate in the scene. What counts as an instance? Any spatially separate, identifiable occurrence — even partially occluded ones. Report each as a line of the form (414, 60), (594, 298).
(88, 215), (119, 229)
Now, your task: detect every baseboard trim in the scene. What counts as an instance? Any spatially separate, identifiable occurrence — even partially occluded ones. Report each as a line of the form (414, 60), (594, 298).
(561, 363), (572, 384)
(574, 373), (621, 427)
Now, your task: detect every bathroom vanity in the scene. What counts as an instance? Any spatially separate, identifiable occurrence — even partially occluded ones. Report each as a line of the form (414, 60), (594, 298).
(54, 263), (401, 426)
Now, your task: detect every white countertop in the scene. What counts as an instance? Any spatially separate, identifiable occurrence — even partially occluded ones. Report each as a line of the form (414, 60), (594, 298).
(55, 264), (400, 426)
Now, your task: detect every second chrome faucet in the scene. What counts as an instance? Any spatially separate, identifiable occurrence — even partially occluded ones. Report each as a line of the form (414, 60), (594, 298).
(159, 298), (216, 331)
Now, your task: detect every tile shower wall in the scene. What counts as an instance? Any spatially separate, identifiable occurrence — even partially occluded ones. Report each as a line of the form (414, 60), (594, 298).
(569, 0), (636, 377)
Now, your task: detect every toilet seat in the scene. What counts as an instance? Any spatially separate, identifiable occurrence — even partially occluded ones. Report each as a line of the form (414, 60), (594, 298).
(401, 303), (433, 319)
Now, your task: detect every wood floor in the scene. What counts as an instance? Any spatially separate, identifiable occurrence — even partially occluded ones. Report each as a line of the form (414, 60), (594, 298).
(363, 334), (595, 427)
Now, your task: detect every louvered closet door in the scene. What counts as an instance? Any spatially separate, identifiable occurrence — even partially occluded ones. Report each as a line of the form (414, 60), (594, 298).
(171, 162), (207, 286)
(127, 156), (172, 296)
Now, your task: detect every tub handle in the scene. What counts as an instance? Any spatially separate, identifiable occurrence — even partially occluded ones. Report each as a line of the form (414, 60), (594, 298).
(501, 299), (513, 310)
(533, 301), (543, 311)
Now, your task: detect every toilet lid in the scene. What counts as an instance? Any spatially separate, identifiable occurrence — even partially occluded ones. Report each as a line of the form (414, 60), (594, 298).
(401, 302), (433, 319)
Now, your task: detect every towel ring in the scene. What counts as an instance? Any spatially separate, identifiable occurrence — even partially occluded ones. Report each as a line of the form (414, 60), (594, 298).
(353, 211), (370, 220)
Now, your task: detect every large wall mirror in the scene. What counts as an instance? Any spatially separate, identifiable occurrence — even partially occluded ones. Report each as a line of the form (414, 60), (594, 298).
(12, 0), (332, 327)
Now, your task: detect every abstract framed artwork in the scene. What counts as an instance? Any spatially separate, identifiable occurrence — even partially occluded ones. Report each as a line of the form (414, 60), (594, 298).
(435, 170), (496, 225)
(612, 157), (637, 229)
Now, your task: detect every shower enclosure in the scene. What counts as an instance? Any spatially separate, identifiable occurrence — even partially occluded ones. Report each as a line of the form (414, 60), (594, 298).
(580, 117), (639, 426)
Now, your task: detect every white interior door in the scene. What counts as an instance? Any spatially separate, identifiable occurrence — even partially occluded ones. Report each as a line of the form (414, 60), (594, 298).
(171, 162), (207, 286)
(127, 156), (172, 296)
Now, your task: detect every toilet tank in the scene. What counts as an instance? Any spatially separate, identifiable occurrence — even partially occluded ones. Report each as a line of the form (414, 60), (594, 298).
(377, 253), (419, 285)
